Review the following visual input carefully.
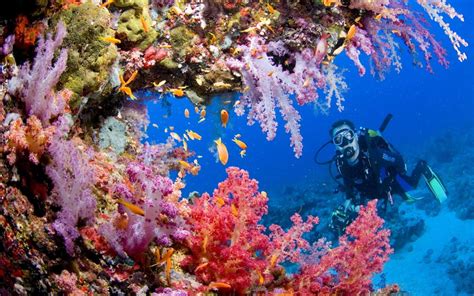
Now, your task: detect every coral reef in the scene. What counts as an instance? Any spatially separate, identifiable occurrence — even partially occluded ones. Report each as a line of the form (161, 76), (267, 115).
(436, 237), (474, 295)
(0, 0), (468, 294)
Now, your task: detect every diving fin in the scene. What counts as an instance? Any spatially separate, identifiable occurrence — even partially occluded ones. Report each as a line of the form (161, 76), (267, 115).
(423, 165), (448, 203)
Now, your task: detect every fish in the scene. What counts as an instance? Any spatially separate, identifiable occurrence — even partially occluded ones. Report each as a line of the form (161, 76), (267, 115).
(194, 106), (200, 114)
(194, 262), (209, 273)
(215, 196), (226, 207)
(100, 36), (121, 44)
(234, 134), (241, 138)
(153, 80), (166, 88)
(117, 199), (145, 216)
(200, 108), (206, 118)
(266, 3), (276, 14)
(100, 0), (114, 8)
(170, 88), (185, 97)
(240, 150), (246, 158)
(184, 108), (190, 118)
(231, 204), (238, 217)
(179, 160), (191, 169)
(347, 24), (357, 40)
(374, 14), (383, 20)
(214, 138), (229, 165)
(140, 15), (149, 33)
(220, 109), (229, 128)
(198, 118), (206, 123)
(257, 271), (265, 285)
(165, 256), (172, 284)
(170, 132), (182, 142)
(186, 130), (202, 140)
(208, 282), (232, 290)
(152, 123), (159, 128)
(232, 137), (247, 150)
(202, 235), (208, 254)
(183, 134), (189, 141)
(269, 253), (278, 268)
(119, 70), (138, 99)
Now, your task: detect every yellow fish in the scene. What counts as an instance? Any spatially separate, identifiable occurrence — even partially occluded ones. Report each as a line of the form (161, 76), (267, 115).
(214, 138), (228, 165)
(240, 150), (246, 158)
(117, 199), (145, 216)
(179, 160), (191, 169)
(220, 109), (229, 128)
(182, 139), (188, 151)
(215, 196), (226, 207)
(100, 36), (121, 44)
(232, 137), (247, 150)
(170, 132), (182, 142)
(347, 25), (357, 40)
(231, 204), (238, 217)
(186, 130), (202, 140)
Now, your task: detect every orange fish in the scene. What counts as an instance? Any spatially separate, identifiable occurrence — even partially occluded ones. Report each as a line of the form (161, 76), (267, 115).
(231, 204), (238, 217)
(186, 130), (202, 140)
(214, 138), (228, 165)
(179, 160), (191, 169)
(232, 137), (247, 150)
(208, 282), (232, 290)
(194, 106), (200, 114)
(195, 262), (209, 273)
(119, 70), (138, 100)
(257, 271), (265, 285)
(215, 196), (226, 207)
(100, 0), (114, 8)
(200, 108), (206, 118)
(117, 199), (145, 216)
(140, 15), (149, 33)
(184, 108), (190, 118)
(220, 109), (229, 128)
(347, 25), (357, 40)
(170, 88), (185, 97)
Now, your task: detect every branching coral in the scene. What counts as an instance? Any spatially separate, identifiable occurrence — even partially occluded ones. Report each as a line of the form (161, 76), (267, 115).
(293, 200), (393, 294)
(184, 167), (320, 293)
(100, 161), (189, 258)
(5, 116), (55, 164)
(46, 137), (97, 255)
(8, 21), (68, 125)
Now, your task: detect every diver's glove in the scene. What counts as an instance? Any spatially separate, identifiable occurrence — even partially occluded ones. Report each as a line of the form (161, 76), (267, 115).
(329, 204), (358, 236)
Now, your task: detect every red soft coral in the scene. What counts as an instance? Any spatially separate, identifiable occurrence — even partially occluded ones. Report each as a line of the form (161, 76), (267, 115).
(184, 167), (318, 294)
(293, 200), (393, 295)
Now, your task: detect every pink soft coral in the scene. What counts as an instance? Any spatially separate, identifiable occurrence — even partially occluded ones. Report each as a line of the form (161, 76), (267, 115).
(5, 115), (55, 164)
(184, 167), (318, 293)
(292, 200), (393, 295)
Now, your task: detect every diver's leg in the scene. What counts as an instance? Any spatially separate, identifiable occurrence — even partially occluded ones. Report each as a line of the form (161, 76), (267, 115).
(404, 160), (448, 203)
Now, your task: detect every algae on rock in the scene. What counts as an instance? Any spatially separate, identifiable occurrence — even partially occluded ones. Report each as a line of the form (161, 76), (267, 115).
(54, 2), (118, 107)
(116, 2), (158, 50)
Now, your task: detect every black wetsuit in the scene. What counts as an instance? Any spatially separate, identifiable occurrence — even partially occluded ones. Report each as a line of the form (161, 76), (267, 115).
(330, 128), (429, 235)
(336, 128), (429, 205)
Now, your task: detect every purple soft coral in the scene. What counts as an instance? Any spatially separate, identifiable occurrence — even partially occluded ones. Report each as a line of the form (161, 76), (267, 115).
(227, 37), (331, 158)
(8, 21), (68, 125)
(46, 138), (96, 255)
(100, 162), (189, 258)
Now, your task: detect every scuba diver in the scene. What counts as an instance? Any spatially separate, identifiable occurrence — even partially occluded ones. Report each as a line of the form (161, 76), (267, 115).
(315, 114), (448, 236)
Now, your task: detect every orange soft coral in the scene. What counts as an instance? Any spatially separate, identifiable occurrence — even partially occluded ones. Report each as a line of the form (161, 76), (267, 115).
(5, 116), (55, 165)
(14, 15), (44, 50)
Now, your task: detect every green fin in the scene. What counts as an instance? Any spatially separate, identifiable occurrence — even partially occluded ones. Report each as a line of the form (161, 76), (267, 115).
(402, 192), (424, 204)
(424, 166), (448, 203)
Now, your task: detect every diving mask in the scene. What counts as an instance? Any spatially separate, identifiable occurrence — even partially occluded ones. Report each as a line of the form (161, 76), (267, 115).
(333, 129), (355, 147)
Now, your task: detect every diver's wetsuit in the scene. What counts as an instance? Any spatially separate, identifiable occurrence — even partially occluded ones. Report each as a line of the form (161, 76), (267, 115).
(330, 128), (429, 235)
